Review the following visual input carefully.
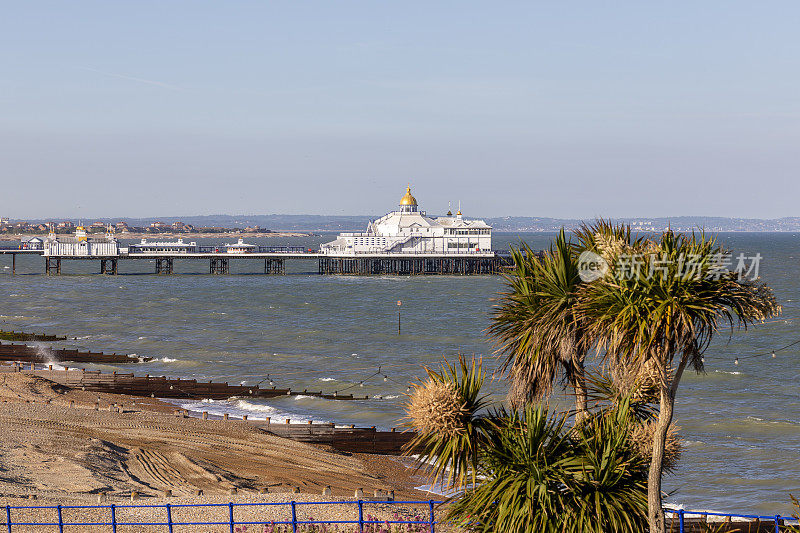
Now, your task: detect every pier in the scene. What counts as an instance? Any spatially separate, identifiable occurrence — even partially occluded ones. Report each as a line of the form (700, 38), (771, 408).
(1, 247), (508, 275)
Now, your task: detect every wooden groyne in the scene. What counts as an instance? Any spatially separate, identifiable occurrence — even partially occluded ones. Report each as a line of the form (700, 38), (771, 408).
(255, 421), (415, 454)
(23, 365), (369, 401)
(0, 342), (146, 364)
(0, 331), (67, 342)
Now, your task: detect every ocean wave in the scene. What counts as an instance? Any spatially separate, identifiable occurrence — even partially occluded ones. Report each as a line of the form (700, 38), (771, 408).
(746, 415), (800, 426)
(169, 397), (326, 424)
(235, 399), (278, 413)
(318, 378), (336, 382)
(713, 370), (741, 375)
(157, 357), (178, 363)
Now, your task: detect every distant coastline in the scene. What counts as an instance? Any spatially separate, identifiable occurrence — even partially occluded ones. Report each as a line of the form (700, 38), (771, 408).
(6, 214), (800, 233)
(0, 231), (313, 242)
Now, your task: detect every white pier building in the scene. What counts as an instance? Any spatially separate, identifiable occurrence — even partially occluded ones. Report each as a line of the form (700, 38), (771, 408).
(128, 238), (198, 254)
(43, 225), (120, 257)
(320, 187), (492, 256)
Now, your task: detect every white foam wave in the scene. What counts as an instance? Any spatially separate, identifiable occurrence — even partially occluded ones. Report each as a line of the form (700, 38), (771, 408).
(235, 399), (278, 413)
(713, 370), (741, 375)
(170, 397), (325, 424)
(158, 357), (178, 363)
(318, 378), (336, 382)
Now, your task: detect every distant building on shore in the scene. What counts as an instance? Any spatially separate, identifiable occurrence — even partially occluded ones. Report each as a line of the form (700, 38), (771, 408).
(320, 187), (492, 255)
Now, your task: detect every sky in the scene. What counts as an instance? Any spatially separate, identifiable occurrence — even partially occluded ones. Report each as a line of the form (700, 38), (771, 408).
(2, 1), (800, 219)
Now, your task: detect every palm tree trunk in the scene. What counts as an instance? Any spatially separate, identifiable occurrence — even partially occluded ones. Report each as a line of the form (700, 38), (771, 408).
(573, 362), (588, 423)
(647, 383), (674, 533)
(648, 355), (687, 533)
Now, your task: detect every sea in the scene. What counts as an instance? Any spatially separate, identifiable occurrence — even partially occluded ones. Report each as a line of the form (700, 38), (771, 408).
(0, 232), (798, 514)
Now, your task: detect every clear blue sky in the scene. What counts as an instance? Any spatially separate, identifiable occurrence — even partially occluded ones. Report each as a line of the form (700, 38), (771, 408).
(2, 1), (799, 219)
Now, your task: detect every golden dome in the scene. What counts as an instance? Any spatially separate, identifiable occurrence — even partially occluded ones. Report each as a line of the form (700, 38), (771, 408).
(399, 187), (418, 206)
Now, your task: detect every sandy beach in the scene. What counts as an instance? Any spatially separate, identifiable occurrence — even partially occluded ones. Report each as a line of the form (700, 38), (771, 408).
(0, 370), (444, 531)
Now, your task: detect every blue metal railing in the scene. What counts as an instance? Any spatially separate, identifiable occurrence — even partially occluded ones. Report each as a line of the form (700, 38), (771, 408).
(2, 500), (798, 531)
(0, 500), (439, 531)
(665, 507), (798, 532)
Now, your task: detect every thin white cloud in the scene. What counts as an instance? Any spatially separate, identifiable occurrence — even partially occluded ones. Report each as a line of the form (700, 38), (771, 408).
(79, 67), (184, 91)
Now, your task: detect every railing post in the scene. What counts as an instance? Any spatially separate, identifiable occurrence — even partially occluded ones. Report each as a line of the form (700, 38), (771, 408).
(56, 505), (63, 533)
(776, 514), (781, 533)
(357, 500), (364, 532)
(5, 505), (10, 533)
(110, 504), (117, 533)
(228, 502), (235, 533)
(291, 501), (298, 533)
(430, 500), (435, 533)
(166, 503), (173, 533)
(677, 509), (684, 533)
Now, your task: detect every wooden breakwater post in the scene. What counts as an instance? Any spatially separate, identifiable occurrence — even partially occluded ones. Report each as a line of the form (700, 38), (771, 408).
(0, 342), (146, 364)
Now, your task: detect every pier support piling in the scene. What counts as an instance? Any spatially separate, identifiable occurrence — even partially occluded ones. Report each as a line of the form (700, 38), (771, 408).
(317, 256), (501, 275)
(100, 258), (118, 275)
(11, 254), (15, 275)
(155, 258), (173, 275)
(209, 257), (229, 275)
(264, 258), (285, 274)
(45, 258), (61, 276)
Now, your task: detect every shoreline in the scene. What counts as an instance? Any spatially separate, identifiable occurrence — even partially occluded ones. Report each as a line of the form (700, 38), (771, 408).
(0, 369), (434, 509)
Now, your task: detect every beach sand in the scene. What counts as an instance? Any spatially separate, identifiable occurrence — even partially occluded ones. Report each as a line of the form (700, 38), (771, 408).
(0, 371), (446, 531)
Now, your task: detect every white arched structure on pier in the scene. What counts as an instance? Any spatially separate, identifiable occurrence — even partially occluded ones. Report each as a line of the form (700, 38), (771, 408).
(320, 187), (492, 255)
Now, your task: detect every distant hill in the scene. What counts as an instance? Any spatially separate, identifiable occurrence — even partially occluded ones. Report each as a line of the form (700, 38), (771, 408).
(12, 214), (800, 233)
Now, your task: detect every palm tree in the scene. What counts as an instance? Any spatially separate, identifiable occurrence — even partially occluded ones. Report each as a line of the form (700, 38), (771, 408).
(489, 229), (590, 420)
(405, 356), (650, 532)
(578, 229), (780, 533)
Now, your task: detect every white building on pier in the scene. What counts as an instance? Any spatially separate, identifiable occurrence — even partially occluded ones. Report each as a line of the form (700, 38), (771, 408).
(320, 187), (492, 256)
(225, 238), (257, 254)
(128, 238), (197, 254)
(43, 225), (121, 257)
